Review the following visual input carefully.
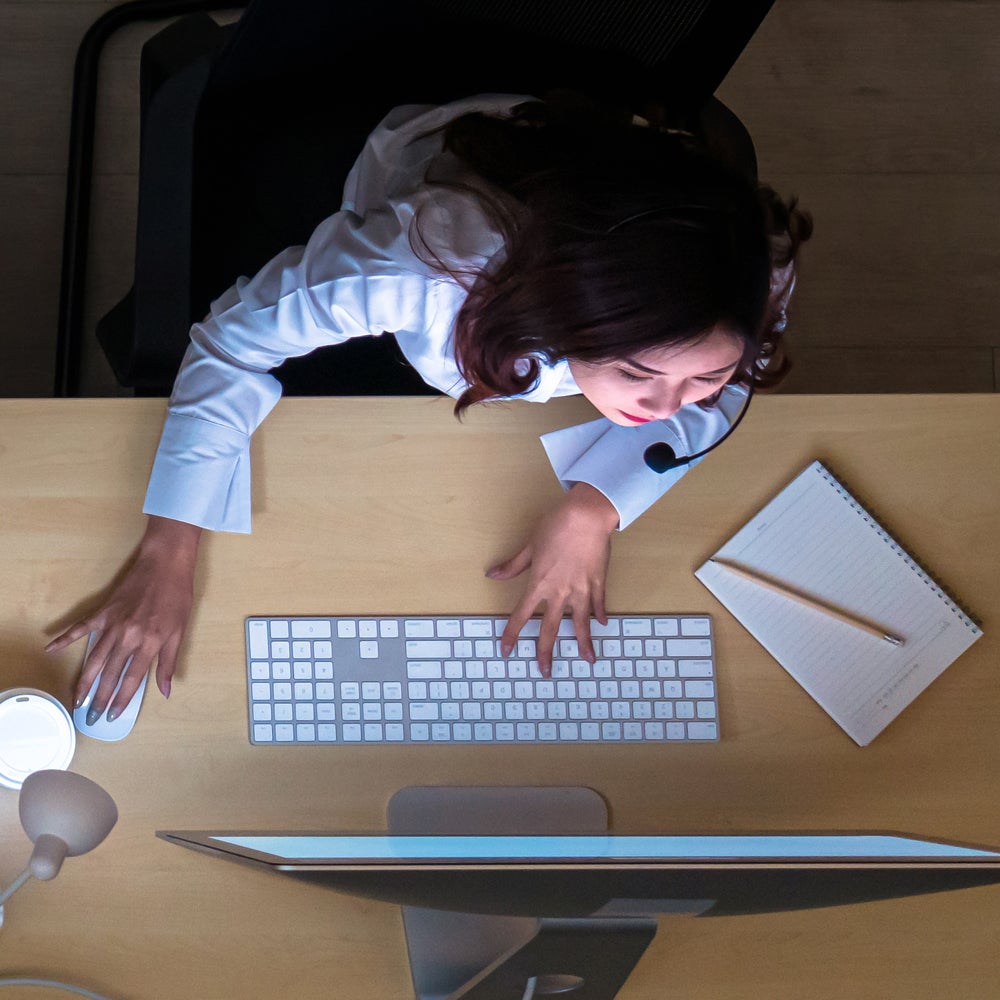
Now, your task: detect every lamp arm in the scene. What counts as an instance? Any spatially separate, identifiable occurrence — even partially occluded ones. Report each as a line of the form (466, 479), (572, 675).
(0, 868), (32, 908)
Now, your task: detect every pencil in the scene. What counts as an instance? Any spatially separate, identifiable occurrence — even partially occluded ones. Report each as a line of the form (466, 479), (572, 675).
(709, 558), (905, 646)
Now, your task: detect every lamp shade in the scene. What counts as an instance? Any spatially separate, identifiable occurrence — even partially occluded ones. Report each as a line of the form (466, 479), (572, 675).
(19, 770), (118, 880)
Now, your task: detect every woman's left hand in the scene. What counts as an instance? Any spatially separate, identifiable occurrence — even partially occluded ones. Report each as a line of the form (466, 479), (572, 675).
(487, 483), (619, 676)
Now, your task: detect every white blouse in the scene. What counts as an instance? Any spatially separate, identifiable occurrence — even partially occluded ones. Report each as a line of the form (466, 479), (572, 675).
(142, 93), (745, 534)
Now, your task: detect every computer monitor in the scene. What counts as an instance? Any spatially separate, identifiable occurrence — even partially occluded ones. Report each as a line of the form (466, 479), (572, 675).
(158, 827), (1000, 999)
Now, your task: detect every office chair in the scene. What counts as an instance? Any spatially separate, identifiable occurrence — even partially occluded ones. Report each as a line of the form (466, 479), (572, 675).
(54, 0), (776, 397)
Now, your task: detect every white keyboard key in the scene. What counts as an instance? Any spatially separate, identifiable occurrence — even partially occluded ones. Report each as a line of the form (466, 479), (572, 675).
(275, 724), (294, 742)
(437, 619), (461, 637)
(685, 680), (716, 699)
(271, 640), (290, 658)
(687, 722), (718, 740)
(337, 620), (357, 638)
(252, 704), (272, 721)
(622, 618), (652, 636)
(590, 619), (621, 636)
(404, 619), (435, 637)
(358, 619), (378, 638)
(292, 619), (331, 638)
(666, 638), (713, 656)
(379, 619), (399, 638)
(559, 639), (579, 657)
(253, 723), (273, 742)
(318, 724), (337, 741)
(269, 620), (289, 639)
(297, 724), (316, 742)
(248, 620), (269, 658)
(359, 640), (379, 659)
(681, 617), (711, 636)
(407, 640), (451, 658)
(342, 724), (362, 742)
(407, 661), (442, 679)
(463, 619), (494, 637)
(679, 660), (714, 678)
(697, 701), (717, 719)
(409, 703), (440, 721)
(654, 618), (680, 636)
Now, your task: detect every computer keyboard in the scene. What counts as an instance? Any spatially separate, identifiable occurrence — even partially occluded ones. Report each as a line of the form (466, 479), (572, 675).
(245, 614), (718, 745)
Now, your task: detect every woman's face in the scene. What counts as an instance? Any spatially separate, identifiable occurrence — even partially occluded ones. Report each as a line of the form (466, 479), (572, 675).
(568, 327), (745, 426)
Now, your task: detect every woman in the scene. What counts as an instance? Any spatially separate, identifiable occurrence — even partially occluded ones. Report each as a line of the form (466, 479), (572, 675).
(49, 91), (812, 722)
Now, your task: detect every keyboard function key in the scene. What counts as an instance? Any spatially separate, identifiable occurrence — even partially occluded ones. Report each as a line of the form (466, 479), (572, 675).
(681, 618), (711, 636)
(404, 619), (435, 637)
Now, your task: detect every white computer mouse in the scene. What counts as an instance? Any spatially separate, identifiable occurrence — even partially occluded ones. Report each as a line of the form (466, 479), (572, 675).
(72, 634), (148, 741)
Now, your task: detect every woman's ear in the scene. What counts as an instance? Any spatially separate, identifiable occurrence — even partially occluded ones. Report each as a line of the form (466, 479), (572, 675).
(768, 263), (796, 332)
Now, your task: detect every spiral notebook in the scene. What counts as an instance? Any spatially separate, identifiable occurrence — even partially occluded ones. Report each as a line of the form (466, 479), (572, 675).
(695, 460), (983, 746)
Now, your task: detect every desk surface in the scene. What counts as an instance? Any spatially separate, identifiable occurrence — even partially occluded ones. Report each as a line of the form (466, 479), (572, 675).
(1, 394), (997, 999)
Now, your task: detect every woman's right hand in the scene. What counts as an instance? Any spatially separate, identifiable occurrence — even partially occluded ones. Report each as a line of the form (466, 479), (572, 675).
(46, 516), (203, 722)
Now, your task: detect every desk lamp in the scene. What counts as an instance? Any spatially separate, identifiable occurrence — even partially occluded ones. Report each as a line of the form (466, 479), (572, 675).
(0, 769), (117, 928)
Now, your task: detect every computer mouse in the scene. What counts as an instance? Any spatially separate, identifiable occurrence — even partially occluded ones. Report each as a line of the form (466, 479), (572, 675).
(72, 634), (148, 741)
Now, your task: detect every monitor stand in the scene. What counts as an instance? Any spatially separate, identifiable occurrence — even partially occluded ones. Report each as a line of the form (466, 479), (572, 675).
(386, 786), (658, 1000)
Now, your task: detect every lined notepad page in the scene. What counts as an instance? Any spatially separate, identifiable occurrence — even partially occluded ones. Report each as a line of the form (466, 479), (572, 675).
(695, 460), (982, 746)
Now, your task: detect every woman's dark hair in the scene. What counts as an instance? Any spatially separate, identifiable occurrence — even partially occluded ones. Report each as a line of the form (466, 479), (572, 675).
(413, 95), (812, 416)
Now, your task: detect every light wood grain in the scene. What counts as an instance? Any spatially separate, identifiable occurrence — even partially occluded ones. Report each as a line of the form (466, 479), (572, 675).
(0, 395), (997, 998)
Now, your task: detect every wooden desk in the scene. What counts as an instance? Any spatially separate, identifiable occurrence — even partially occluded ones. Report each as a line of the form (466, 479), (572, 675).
(1, 395), (997, 999)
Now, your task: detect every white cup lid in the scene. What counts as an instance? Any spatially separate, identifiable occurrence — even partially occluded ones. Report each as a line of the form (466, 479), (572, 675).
(0, 689), (76, 790)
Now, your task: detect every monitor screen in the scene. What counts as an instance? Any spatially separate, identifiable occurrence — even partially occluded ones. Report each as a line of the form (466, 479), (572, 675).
(158, 829), (1000, 918)
(202, 832), (1000, 863)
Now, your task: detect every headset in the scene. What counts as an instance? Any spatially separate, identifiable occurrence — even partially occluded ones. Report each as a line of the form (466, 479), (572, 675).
(642, 385), (753, 473)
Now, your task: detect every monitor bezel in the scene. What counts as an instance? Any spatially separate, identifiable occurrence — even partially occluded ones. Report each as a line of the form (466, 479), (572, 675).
(156, 829), (1000, 870)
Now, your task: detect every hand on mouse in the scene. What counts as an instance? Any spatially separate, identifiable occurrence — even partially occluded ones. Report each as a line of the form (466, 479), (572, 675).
(46, 516), (202, 720)
(488, 483), (618, 676)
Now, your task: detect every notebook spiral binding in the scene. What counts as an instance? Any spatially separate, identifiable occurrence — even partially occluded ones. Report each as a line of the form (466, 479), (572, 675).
(816, 461), (982, 632)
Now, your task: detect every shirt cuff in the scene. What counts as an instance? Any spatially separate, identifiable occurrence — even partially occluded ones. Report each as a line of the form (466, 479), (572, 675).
(143, 412), (253, 533)
(539, 387), (747, 531)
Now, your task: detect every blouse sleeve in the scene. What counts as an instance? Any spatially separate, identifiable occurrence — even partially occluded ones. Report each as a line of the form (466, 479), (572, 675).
(539, 385), (749, 530)
(142, 209), (442, 533)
